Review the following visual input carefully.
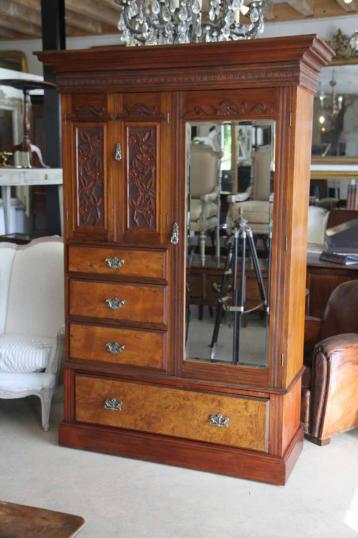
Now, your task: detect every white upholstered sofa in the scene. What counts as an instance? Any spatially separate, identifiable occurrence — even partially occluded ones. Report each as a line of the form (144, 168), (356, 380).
(0, 237), (64, 431)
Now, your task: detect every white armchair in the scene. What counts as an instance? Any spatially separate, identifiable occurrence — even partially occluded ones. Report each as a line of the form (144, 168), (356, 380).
(227, 145), (273, 236)
(189, 142), (221, 266)
(307, 205), (329, 247)
(0, 237), (64, 431)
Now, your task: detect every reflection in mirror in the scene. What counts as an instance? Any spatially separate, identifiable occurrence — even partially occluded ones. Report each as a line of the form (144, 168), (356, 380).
(185, 121), (275, 368)
(313, 65), (358, 158)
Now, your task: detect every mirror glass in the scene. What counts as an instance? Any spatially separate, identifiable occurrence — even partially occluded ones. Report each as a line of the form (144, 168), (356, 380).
(0, 109), (13, 152)
(313, 65), (358, 158)
(185, 120), (275, 368)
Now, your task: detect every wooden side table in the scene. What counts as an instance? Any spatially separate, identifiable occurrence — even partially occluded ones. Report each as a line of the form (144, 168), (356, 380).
(0, 501), (85, 538)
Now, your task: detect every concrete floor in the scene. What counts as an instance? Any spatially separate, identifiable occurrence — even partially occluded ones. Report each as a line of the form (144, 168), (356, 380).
(0, 391), (357, 538)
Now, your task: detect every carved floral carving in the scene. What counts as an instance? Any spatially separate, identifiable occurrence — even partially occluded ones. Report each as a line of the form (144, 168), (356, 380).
(190, 99), (273, 117)
(57, 67), (303, 93)
(127, 126), (157, 230)
(124, 103), (157, 117)
(76, 126), (105, 228)
(67, 105), (109, 121)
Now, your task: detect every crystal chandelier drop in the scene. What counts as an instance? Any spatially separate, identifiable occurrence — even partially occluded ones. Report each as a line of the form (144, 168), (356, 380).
(114, 0), (265, 47)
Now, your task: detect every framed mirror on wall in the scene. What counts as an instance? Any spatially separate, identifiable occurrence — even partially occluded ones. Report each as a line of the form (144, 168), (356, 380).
(185, 120), (275, 368)
(312, 64), (358, 161)
(0, 51), (28, 73)
(311, 32), (358, 215)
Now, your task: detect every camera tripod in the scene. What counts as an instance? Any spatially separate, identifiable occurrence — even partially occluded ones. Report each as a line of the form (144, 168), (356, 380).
(209, 213), (269, 365)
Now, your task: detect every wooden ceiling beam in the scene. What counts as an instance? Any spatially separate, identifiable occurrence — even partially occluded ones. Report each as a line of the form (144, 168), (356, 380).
(285, 0), (314, 15)
(9, 0), (40, 10)
(0, 0), (42, 27)
(0, 27), (29, 39)
(335, 0), (356, 11)
(263, 3), (275, 20)
(65, 0), (118, 27)
(100, 0), (121, 9)
(0, 14), (40, 36)
(65, 11), (104, 34)
(266, 0), (357, 22)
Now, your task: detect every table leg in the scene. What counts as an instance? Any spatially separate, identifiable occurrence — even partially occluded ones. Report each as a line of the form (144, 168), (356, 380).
(1, 185), (11, 235)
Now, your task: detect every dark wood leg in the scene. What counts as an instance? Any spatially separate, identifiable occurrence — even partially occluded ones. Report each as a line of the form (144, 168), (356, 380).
(304, 433), (331, 446)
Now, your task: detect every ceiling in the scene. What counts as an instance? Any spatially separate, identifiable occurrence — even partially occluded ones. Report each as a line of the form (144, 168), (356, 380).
(0, 0), (357, 41)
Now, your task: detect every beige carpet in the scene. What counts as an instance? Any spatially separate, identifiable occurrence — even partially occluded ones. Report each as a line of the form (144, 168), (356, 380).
(0, 390), (357, 538)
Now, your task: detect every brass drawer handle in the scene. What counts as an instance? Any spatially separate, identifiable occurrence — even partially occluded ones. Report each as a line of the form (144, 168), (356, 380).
(105, 256), (125, 269)
(208, 413), (230, 428)
(104, 398), (123, 411)
(105, 342), (125, 354)
(105, 297), (126, 310)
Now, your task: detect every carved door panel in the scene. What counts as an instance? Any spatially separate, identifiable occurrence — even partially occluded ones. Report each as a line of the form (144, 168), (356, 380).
(63, 94), (114, 242)
(108, 92), (176, 374)
(114, 93), (173, 246)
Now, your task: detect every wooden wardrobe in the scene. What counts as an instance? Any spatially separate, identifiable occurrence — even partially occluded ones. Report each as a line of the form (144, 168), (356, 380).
(38, 35), (332, 484)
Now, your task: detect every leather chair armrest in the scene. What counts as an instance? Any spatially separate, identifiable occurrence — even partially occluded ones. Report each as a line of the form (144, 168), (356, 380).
(305, 316), (321, 345)
(309, 333), (358, 443)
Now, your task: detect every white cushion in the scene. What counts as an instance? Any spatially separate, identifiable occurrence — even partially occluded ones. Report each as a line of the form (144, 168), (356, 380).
(0, 334), (55, 373)
(0, 243), (16, 333)
(5, 238), (64, 338)
(0, 372), (56, 392)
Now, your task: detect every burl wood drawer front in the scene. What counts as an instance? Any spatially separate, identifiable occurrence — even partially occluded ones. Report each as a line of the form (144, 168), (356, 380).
(76, 376), (269, 452)
(68, 246), (167, 280)
(69, 280), (166, 327)
(70, 323), (164, 369)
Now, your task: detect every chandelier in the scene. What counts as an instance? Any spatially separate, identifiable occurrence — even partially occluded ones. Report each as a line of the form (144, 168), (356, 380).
(317, 70), (343, 143)
(114, 0), (265, 47)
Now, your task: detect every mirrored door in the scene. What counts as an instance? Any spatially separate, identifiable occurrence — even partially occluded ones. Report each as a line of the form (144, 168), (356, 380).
(185, 120), (275, 368)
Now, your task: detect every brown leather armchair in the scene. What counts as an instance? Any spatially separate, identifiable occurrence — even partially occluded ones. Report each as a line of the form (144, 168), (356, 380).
(302, 280), (358, 445)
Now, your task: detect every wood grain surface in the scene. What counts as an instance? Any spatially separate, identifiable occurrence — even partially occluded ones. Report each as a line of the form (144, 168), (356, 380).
(69, 280), (167, 327)
(69, 322), (165, 369)
(59, 421), (303, 485)
(38, 36), (333, 484)
(68, 245), (167, 280)
(0, 501), (85, 538)
(75, 375), (269, 452)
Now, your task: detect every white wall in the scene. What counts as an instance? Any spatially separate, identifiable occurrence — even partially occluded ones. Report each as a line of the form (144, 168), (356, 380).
(264, 14), (358, 39)
(0, 15), (357, 77)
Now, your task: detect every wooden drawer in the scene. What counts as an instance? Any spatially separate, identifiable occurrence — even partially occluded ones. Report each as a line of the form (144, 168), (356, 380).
(69, 323), (165, 369)
(68, 246), (167, 280)
(75, 376), (269, 452)
(69, 280), (167, 327)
